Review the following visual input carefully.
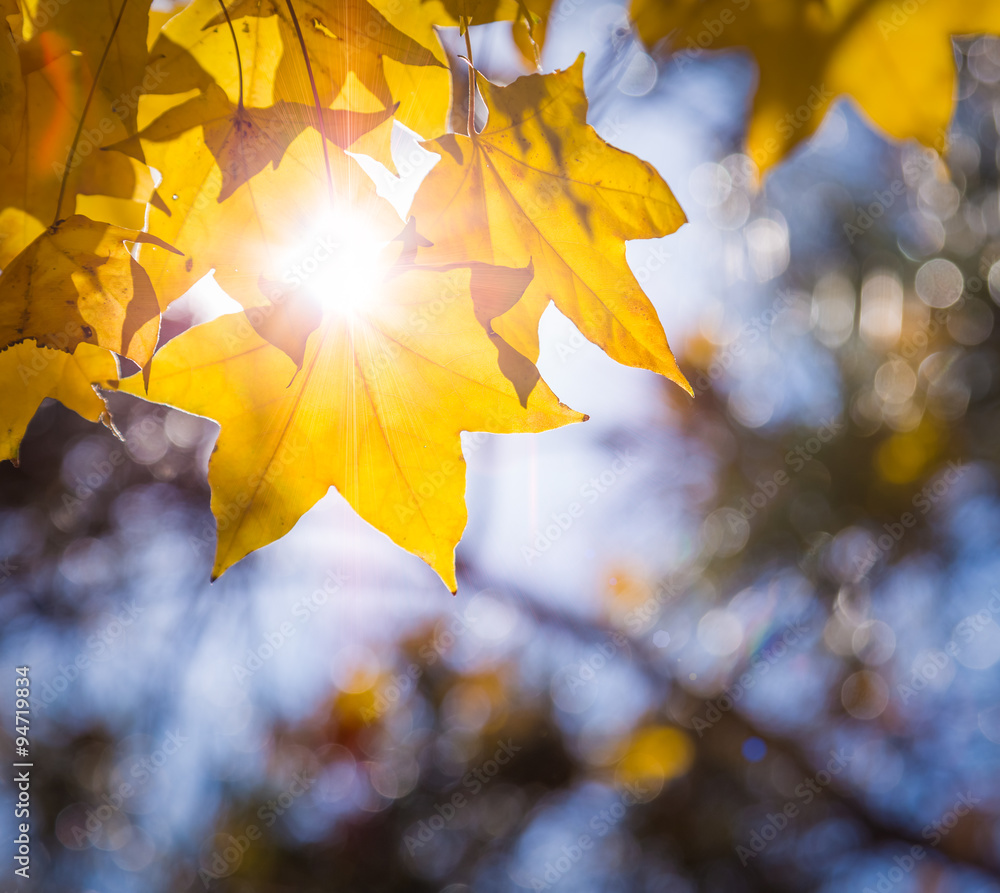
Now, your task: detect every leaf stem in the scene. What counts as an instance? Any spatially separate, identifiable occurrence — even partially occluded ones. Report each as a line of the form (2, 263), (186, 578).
(463, 18), (475, 136)
(217, 0), (244, 110)
(54, 0), (130, 224)
(284, 0), (334, 210)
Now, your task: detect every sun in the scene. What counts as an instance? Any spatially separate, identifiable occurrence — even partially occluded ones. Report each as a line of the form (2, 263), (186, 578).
(279, 208), (393, 317)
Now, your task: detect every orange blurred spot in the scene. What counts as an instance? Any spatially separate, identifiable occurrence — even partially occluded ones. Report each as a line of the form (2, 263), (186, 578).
(615, 725), (694, 797)
(876, 419), (943, 484)
(605, 566), (651, 609)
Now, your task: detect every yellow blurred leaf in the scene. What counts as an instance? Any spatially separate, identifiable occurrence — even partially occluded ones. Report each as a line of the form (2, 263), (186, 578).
(616, 724), (694, 794)
(632, 0), (1000, 171)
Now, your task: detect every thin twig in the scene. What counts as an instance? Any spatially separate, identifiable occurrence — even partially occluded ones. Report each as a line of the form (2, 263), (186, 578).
(217, 0), (244, 109)
(463, 18), (476, 136)
(284, 0), (335, 209)
(54, 0), (131, 224)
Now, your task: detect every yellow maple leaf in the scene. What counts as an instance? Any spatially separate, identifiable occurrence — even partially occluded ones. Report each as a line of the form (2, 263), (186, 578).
(0, 51), (152, 268)
(0, 0), (697, 592)
(206, 0), (451, 141)
(144, 0), (397, 172)
(115, 255), (585, 591)
(17, 0), (155, 137)
(409, 56), (691, 393)
(147, 0), (285, 108)
(0, 340), (117, 464)
(115, 80), (394, 205)
(0, 215), (178, 369)
(631, 0), (1000, 171)
(146, 2), (188, 49)
(111, 118), (401, 360)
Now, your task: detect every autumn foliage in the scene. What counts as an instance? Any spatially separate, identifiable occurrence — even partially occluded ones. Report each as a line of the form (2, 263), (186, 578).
(0, 0), (992, 589)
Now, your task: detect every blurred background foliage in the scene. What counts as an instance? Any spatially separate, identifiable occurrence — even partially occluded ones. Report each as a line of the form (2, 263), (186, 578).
(3, 1), (1000, 892)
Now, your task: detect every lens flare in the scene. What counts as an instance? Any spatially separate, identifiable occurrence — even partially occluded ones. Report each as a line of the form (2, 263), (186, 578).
(281, 209), (392, 317)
